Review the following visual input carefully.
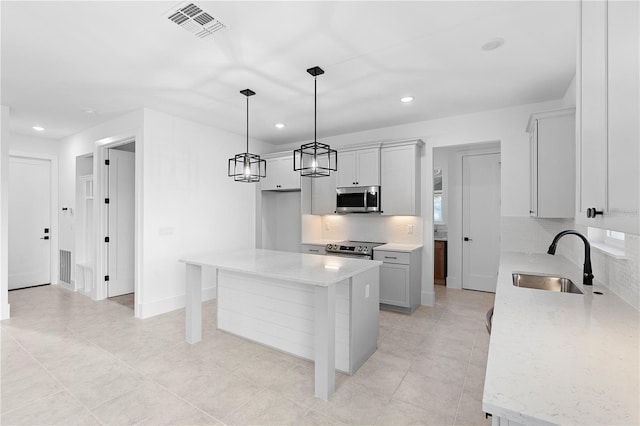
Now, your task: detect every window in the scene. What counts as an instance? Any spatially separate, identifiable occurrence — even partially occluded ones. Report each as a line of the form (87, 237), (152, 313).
(587, 227), (626, 258)
(434, 193), (442, 222)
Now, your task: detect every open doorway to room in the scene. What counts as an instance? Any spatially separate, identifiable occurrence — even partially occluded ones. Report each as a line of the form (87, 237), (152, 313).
(432, 141), (501, 293)
(104, 142), (136, 309)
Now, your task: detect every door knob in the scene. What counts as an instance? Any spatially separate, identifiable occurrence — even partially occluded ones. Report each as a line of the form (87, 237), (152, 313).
(464, 237), (472, 241)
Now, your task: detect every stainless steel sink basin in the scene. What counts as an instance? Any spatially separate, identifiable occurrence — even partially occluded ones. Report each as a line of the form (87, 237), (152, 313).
(512, 273), (583, 294)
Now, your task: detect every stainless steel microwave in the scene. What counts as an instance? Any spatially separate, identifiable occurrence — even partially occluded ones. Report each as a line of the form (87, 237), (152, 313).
(336, 186), (381, 213)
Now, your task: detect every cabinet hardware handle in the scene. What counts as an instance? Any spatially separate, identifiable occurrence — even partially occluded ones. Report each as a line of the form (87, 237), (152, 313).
(586, 208), (603, 218)
(384, 256), (397, 259)
(309, 249), (318, 252)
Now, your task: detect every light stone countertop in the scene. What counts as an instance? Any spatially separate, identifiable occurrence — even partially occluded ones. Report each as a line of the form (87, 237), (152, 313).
(375, 243), (423, 252)
(483, 252), (639, 425)
(181, 249), (382, 287)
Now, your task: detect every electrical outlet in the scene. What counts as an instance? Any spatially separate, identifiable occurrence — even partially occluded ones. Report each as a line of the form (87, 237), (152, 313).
(324, 220), (330, 231)
(407, 224), (414, 234)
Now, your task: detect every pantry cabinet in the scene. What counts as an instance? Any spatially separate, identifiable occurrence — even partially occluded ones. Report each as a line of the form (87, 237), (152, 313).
(336, 148), (380, 187)
(381, 140), (422, 216)
(526, 108), (575, 218)
(261, 155), (300, 191)
(577, 0), (639, 233)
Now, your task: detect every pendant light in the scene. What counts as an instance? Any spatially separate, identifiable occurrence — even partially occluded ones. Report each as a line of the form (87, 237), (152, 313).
(293, 66), (337, 177)
(228, 89), (266, 183)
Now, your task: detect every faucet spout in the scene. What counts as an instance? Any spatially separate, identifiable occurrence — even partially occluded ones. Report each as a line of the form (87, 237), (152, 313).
(547, 230), (593, 285)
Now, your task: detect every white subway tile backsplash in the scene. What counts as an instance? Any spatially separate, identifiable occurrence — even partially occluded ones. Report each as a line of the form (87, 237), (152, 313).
(500, 217), (639, 311)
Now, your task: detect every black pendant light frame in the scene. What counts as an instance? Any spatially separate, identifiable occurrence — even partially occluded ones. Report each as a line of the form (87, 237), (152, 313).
(228, 89), (266, 183)
(293, 66), (337, 178)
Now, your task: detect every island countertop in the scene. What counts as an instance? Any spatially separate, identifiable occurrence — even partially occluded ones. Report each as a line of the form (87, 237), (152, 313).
(181, 248), (381, 287)
(483, 252), (639, 425)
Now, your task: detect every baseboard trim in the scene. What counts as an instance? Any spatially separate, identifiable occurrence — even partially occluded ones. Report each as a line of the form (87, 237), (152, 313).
(421, 290), (435, 306)
(138, 286), (216, 319)
(57, 280), (74, 291)
(1, 303), (10, 320)
(446, 275), (462, 289)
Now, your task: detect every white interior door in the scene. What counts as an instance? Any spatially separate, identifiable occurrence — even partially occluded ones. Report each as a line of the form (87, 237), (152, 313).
(462, 153), (500, 293)
(107, 149), (135, 297)
(8, 156), (51, 290)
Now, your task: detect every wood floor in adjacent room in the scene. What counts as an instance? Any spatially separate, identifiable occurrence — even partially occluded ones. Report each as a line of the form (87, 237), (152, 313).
(1, 285), (494, 425)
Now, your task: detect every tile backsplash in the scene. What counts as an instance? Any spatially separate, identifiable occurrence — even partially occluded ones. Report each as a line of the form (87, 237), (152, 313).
(320, 214), (422, 244)
(501, 216), (640, 311)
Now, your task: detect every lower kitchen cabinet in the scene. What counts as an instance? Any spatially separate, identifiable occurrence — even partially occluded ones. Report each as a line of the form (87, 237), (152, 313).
(374, 247), (422, 313)
(434, 240), (447, 285)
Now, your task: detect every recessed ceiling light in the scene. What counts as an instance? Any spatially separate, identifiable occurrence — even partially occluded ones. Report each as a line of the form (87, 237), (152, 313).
(275, 123), (285, 129)
(481, 38), (505, 51)
(32, 126), (45, 131)
(82, 108), (96, 114)
(400, 96), (414, 103)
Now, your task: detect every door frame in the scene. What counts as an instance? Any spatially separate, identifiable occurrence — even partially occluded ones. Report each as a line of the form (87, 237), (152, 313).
(94, 136), (141, 318)
(431, 142), (500, 291)
(8, 151), (59, 288)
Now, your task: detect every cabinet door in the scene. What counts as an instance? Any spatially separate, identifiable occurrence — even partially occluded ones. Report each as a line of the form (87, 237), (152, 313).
(381, 145), (417, 215)
(356, 148), (380, 186)
(607, 0), (639, 220)
(311, 172), (336, 214)
(277, 156), (300, 190)
(434, 241), (446, 285)
(579, 1), (608, 214)
(336, 151), (357, 187)
(260, 156), (300, 191)
(260, 158), (281, 190)
(379, 263), (410, 308)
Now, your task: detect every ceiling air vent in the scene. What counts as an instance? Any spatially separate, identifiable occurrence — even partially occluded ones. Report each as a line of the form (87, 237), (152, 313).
(165, 2), (226, 39)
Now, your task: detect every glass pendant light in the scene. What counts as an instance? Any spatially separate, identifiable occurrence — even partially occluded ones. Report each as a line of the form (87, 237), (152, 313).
(228, 89), (266, 183)
(293, 66), (337, 177)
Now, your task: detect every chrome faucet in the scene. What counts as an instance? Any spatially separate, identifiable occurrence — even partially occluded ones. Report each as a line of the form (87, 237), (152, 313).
(547, 230), (594, 285)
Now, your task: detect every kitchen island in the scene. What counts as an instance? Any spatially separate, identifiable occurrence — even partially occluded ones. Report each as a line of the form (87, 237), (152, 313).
(180, 249), (382, 400)
(484, 252), (639, 425)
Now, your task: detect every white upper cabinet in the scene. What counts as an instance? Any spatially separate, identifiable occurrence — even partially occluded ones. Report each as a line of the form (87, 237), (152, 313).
(381, 141), (422, 216)
(526, 108), (575, 218)
(311, 172), (336, 215)
(336, 148), (380, 187)
(577, 0), (639, 233)
(261, 155), (300, 191)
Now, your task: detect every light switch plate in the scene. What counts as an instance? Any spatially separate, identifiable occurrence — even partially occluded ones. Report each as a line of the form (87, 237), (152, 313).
(365, 284), (370, 298)
(407, 224), (414, 234)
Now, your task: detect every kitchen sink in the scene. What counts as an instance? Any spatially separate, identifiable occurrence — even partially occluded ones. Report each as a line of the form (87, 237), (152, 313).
(512, 273), (583, 294)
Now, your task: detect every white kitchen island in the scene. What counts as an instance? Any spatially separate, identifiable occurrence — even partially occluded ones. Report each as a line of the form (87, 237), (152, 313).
(180, 249), (382, 400)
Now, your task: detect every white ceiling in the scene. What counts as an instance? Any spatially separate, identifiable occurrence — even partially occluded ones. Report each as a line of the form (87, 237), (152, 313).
(1, 1), (577, 145)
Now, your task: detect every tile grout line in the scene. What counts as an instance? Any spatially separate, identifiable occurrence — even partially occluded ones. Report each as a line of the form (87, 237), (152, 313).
(452, 330), (481, 426)
(1, 331), (106, 426)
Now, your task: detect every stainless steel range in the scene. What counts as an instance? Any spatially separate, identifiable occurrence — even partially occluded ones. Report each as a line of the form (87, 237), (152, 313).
(325, 241), (385, 259)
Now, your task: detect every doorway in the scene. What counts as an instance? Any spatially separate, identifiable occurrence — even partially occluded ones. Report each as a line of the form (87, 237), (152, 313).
(106, 142), (135, 301)
(462, 153), (501, 292)
(8, 154), (57, 290)
(432, 142), (500, 293)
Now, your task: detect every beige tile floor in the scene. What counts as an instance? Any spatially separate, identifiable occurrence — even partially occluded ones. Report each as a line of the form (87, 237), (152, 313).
(1, 284), (494, 425)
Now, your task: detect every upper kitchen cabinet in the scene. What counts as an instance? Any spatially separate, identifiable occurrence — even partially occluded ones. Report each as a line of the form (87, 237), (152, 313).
(260, 154), (300, 191)
(578, 0), (639, 234)
(311, 172), (337, 215)
(336, 147), (380, 187)
(381, 140), (423, 216)
(526, 108), (575, 218)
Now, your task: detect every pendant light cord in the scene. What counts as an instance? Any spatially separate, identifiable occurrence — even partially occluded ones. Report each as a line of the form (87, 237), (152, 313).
(314, 76), (317, 143)
(246, 96), (249, 153)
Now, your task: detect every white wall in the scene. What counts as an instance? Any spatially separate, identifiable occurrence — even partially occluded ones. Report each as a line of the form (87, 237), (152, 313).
(1, 106), (10, 319)
(278, 99), (564, 305)
(10, 133), (60, 157)
(139, 109), (272, 317)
